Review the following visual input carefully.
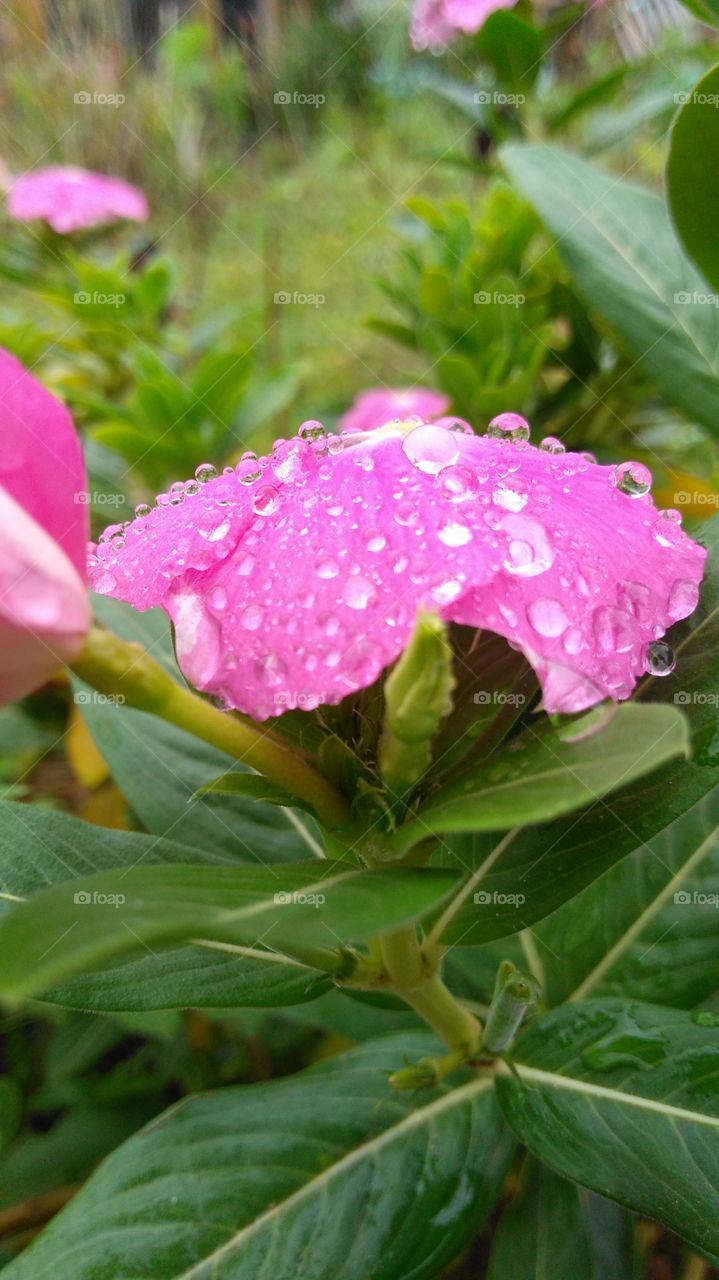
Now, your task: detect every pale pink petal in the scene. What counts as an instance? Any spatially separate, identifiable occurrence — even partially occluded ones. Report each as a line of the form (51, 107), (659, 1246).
(0, 486), (90, 702)
(7, 166), (148, 234)
(89, 421), (706, 720)
(338, 388), (450, 434)
(444, 0), (518, 33)
(0, 348), (88, 581)
(411, 0), (517, 47)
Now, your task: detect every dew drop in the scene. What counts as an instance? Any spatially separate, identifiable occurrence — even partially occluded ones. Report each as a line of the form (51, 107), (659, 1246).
(298, 420), (326, 442)
(316, 556), (339, 580)
(366, 534), (386, 552)
(241, 603), (265, 631)
(613, 461), (651, 497)
(668, 578), (699, 621)
(438, 522), (472, 547)
(493, 478), (528, 512)
(342, 576), (376, 610)
(195, 463), (217, 484)
(527, 598), (569, 638)
(208, 585), (227, 612)
(134, 502), (152, 518)
(644, 640), (676, 676)
(539, 436), (565, 454)
(437, 464), (478, 503)
(94, 570), (116, 593)
(402, 424), (460, 475)
(252, 484), (279, 516)
(486, 413), (530, 443)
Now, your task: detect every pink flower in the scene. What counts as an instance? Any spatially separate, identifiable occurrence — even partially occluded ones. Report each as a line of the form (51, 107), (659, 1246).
(338, 388), (451, 434)
(410, 0), (518, 49)
(0, 349), (90, 702)
(88, 416), (706, 721)
(6, 166), (148, 234)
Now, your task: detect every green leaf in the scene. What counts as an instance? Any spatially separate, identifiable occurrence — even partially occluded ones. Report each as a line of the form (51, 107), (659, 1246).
(667, 64), (719, 290)
(394, 703), (689, 851)
(427, 515), (719, 946)
(0, 1077), (21, 1153)
(0, 802), (328, 1012)
(2, 1033), (516, 1280)
(487, 1159), (635, 1280)
(501, 142), (719, 435)
(534, 785), (719, 1008)
(193, 771), (310, 810)
(497, 1000), (719, 1260)
(476, 10), (541, 95)
(80, 595), (319, 863)
(0, 862), (461, 1002)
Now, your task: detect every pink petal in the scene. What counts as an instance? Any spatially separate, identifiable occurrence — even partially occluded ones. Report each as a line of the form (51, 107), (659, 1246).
(7, 166), (148, 233)
(0, 348), (88, 581)
(338, 388), (450, 434)
(410, 0), (517, 47)
(89, 422), (706, 721)
(0, 486), (90, 702)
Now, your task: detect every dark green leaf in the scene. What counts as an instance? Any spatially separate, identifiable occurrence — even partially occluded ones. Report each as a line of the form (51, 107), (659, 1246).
(502, 142), (719, 435)
(0, 862), (461, 1002)
(667, 64), (719, 290)
(488, 1159), (635, 1280)
(498, 1000), (719, 1260)
(395, 703), (688, 851)
(476, 10), (541, 94)
(2, 1033), (515, 1280)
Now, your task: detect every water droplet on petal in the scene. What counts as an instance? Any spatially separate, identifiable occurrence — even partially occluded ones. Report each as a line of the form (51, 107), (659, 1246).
(252, 484), (279, 516)
(668, 578), (699, 621)
(402, 424), (460, 474)
(438, 522), (472, 547)
(644, 640), (675, 676)
(134, 502), (152, 518)
(195, 463), (217, 484)
(241, 603), (264, 631)
(94, 570), (116, 593)
(298, 419), (325, 442)
(208, 585), (227, 612)
(613, 461), (651, 497)
(501, 514), (554, 577)
(316, 556), (339, 579)
(342, 576), (376, 609)
(366, 534), (386, 552)
(486, 413), (530, 443)
(527, 598), (569, 638)
(437, 464), (478, 503)
(493, 477), (528, 512)
(660, 508), (683, 525)
(539, 436), (565, 454)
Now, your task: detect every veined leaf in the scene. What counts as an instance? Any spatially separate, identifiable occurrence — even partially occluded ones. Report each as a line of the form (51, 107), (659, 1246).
(0, 862), (461, 1003)
(501, 142), (719, 435)
(498, 1000), (719, 1260)
(1, 1033), (516, 1280)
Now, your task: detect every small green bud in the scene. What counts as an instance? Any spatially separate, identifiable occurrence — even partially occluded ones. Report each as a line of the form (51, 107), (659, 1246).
(379, 611), (455, 792)
(482, 959), (540, 1054)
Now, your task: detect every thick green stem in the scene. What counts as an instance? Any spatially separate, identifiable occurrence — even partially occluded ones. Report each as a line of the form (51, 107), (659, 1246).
(70, 626), (350, 830)
(403, 973), (482, 1056)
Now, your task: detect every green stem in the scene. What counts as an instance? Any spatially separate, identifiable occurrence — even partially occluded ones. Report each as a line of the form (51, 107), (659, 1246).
(403, 973), (482, 1056)
(70, 626), (350, 830)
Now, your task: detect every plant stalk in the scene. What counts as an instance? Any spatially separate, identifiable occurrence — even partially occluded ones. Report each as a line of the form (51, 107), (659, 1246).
(70, 626), (350, 830)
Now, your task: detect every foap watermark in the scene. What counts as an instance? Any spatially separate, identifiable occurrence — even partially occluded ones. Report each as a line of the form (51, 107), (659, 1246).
(674, 91), (719, 107)
(674, 490), (719, 509)
(74, 491), (126, 508)
(474, 90), (526, 106)
(74, 290), (126, 308)
(74, 89), (125, 108)
(274, 890), (326, 907)
(473, 691), (526, 707)
(674, 691), (719, 706)
(474, 290), (525, 308)
(274, 90), (325, 108)
(674, 890), (719, 908)
(73, 690), (126, 707)
(274, 290), (325, 308)
(674, 290), (719, 306)
(474, 890), (526, 907)
(74, 889), (126, 907)
(274, 691), (322, 710)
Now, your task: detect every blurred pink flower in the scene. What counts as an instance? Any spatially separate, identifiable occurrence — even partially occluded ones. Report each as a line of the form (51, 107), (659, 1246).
(0, 349), (90, 702)
(88, 416), (705, 721)
(411, 0), (518, 48)
(338, 388), (450, 434)
(6, 166), (148, 234)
